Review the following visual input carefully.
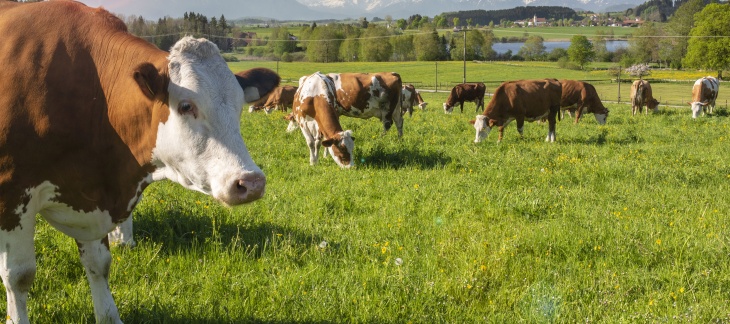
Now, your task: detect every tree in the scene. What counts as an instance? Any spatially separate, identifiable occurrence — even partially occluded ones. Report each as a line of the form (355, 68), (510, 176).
(360, 25), (393, 62)
(305, 25), (342, 63)
(683, 3), (730, 79)
(629, 21), (664, 64)
(414, 28), (444, 61)
(625, 63), (651, 80)
(518, 35), (546, 61)
(269, 27), (297, 57)
(665, 0), (704, 68)
(391, 34), (415, 61)
(567, 35), (594, 69)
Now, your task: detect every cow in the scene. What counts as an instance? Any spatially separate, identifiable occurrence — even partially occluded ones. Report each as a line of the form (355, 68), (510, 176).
(250, 85), (298, 113)
(688, 76), (720, 118)
(443, 83), (486, 114)
(471, 79), (562, 143)
(402, 84), (428, 116)
(0, 1), (280, 323)
(630, 80), (660, 115)
(327, 72), (404, 137)
(286, 73), (354, 168)
(559, 80), (609, 124)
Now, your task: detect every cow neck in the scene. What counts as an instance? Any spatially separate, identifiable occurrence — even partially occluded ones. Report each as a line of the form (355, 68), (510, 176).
(91, 31), (170, 170)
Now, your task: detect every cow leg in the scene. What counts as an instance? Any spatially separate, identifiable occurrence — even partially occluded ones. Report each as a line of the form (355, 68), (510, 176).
(574, 106), (583, 124)
(497, 125), (505, 143)
(108, 215), (136, 248)
(516, 118), (525, 138)
(77, 238), (122, 324)
(546, 109), (557, 142)
(299, 125), (319, 165)
(460, 102), (464, 113)
(0, 214), (37, 324)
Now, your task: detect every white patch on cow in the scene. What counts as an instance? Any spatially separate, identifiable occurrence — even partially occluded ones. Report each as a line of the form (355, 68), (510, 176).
(594, 113), (608, 125)
(152, 37), (264, 205)
(13, 181), (116, 241)
(473, 115), (490, 143)
(1, 199), (38, 324)
(443, 102), (454, 114)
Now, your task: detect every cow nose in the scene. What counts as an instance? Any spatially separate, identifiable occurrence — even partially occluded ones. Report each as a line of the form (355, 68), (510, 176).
(226, 172), (266, 205)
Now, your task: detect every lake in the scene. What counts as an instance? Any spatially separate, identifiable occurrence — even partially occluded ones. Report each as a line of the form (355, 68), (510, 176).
(492, 40), (628, 54)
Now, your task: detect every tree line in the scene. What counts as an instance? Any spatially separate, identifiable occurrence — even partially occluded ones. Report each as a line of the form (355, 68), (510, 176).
(121, 1), (728, 78)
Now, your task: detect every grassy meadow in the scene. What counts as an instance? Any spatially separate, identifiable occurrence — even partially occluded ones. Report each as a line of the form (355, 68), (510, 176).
(15, 62), (730, 323)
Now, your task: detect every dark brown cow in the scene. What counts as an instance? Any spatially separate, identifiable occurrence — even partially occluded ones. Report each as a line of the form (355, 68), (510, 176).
(443, 83), (486, 113)
(559, 79), (609, 124)
(630, 80), (660, 115)
(286, 73), (354, 167)
(471, 79), (562, 143)
(689, 76), (720, 118)
(328, 72), (404, 137)
(250, 85), (298, 113)
(402, 84), (428, 116)
(0, 1), (280, 323)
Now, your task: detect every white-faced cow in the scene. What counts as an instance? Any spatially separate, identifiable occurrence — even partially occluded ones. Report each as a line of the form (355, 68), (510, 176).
(402, 84), (428, 116)
(286, 73), (354, 168)
(689, 76), (720, 118)
(559, 79), (609, 124)
(0, 2), (280, 323)
(327, 72), (404, 137)
(443, 83), (486, 114)
(471, 79), (562, 143)
(250, 85), (298, 114)
(630, 80), (660, 115)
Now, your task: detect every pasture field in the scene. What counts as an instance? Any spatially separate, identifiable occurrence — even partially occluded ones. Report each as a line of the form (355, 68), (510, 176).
(229, 61), (729, 108)
(486, 26), (635, 41)
(17, 89), (730, 322)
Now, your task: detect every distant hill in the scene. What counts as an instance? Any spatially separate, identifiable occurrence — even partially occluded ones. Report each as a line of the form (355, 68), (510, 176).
(441, 6), (581, 27)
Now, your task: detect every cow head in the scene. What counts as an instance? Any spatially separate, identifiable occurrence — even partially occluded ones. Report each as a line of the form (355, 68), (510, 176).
(323, 130), (355, 168)
(689, 100), (707, 118)
(419, 102), (428, 110)
(443, 103), (454, 114)
(147, 37), (279, 206)
(470, 115), (492, 143)
(593, 107), (609, 125)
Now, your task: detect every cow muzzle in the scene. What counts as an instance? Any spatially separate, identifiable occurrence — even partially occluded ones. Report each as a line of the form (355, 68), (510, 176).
(220, 172), (266, 205)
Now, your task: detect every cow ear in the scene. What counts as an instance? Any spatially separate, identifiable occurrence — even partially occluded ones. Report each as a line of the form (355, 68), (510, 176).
(235, 68), (281, 103)
(469, 120), (476, 125)
(322, 138), (335, 147)
(686, 101), (692, 105)
(134, 63), (164, 100)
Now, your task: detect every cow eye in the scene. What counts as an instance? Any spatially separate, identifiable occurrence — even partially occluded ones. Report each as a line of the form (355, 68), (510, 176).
(178, 101), (196, 116)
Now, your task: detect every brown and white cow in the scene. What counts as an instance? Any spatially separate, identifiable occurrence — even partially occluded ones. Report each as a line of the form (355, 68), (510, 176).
(250, 85), (298, 113)
(630, 80), (660, 115)
(328, 72), (404, 137)
(471, 79), (562, 143)
(559, 79), (609, 124)
(402, 84), (428, 116)
(0, 1), (280, 323)
(688, 76), (720, 118)
(286, 73), (354, 168)
(443, 82), (486, 114)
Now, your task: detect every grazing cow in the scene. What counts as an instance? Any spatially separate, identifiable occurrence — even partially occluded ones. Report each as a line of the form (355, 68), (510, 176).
(443, 83), (486, 114)
(688, 76), (720, 118)
(402, 84), (428, 116)
(250, 85), (298, 113)
(559, 80), (609, 124)
(630, 80), (660, 115)
(0, 1), (280, 323)
(471, 79), (562, 143)
(328, 72), (404, 137)
(286, 73), (354, 168)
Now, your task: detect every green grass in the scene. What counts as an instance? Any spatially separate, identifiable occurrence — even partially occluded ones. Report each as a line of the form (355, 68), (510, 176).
(11, 63), (730, 323)
(487, 26), (636, 41)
